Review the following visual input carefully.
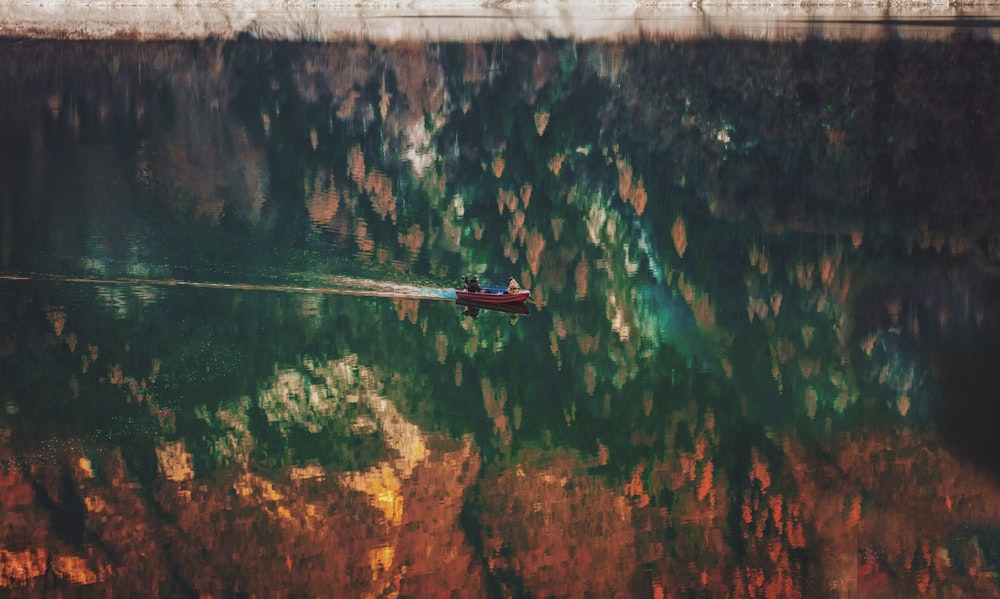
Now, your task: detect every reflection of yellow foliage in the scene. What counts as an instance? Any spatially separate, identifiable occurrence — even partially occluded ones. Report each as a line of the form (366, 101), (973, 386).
(369, 545), (395, 581)
(392, 298), (419, 324)
(156, 441), (195, 482)
(435, 332), (447, 364)
(584, 364), (596, 396)
(342, 466), (403, 526)
(492, 156), (505, 178)
(671, 217), (687, 258)
(290, 465), (326, 481)
(51, 555), (101, 585)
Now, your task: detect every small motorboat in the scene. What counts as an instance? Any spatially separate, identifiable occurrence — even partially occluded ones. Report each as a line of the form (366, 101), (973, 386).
(456, 296), (530, 315)
(455, 286), (530, 305)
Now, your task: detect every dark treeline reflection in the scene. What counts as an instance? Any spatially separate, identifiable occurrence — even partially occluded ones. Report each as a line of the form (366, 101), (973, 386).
(3, 35), (1000, 597)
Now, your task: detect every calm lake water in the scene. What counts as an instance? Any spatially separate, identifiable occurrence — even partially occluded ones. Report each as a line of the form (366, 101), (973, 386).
(3, 23), (1000, 597)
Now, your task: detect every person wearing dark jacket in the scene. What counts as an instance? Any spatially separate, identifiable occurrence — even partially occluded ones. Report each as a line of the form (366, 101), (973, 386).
(462, 275), (482, 293)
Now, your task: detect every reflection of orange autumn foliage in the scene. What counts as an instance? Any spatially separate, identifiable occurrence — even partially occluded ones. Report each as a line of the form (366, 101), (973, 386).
(477, 450), (636, 598)
(671, 217), (687, 258)
(109, 363), (124, 386)
(435, 332), (447, 364)
(624, 463), (650, 508)
(697, 461), (714, 502)
(0, 468), (35, 507)
(804, 388), (818, 419)
(62, 331), (76, 352)
(584, 364), (596, 395)
(364, 170), (396, 222)
(795, 262), (815, 291)
(770, 292), (782, 317)
(577, 334), (600, 354)
(347, 145), (365, 183)
(533, 112), (549, 136)
(691, 293), (717, 330)
(750, 448), (771, 491)
(397, 224), (424, 262)
(525, 230), (545, 275)
(897, 395), (911, 416)
(308, 185), (340, 224)
(497, 188), (518, 215)
(615, 156), (647, 215)
(846, 493), (862, 528)
(491, 156), (505, 178)
(392, 298), (419, 324)
(548, 154), (564, 176)
(46, 309), (66, 337)
(480, 379), (511, 446)
(574, 261), (589, 299)
(520, 183), (532, 209)
(354, 220), (375, 253)
(860, 333), (876, 355)
(509, 211), (527, 244)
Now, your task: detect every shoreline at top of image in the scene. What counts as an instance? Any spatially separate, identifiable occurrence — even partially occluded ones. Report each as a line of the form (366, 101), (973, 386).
(4, 0), (1000, 43)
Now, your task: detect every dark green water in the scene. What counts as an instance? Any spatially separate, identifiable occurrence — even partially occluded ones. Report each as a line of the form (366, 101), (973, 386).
(3, 33), (1000, 597)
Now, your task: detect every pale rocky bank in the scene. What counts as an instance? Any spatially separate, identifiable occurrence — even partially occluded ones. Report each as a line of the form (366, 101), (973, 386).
(3, 0), (1000, 41)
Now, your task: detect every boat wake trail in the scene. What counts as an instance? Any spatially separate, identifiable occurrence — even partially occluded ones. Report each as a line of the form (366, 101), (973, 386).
(0, 272), (459, 301)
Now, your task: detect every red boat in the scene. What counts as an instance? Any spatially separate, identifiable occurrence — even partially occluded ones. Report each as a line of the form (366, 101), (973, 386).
(456, 297), (530, 315)
(455, 286), (530, 305)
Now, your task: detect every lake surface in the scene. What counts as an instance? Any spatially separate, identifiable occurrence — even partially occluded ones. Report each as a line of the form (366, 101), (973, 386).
(3, 22), (1000, 597)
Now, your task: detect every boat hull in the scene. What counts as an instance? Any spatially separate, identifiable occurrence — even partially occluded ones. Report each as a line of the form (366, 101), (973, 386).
(456, 298), (530, 315)
(455, 288), (530, 304)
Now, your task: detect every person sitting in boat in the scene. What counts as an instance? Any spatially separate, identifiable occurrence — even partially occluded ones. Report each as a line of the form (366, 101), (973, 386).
(463, 275), (482, 293)
(506, 276), (521, 294)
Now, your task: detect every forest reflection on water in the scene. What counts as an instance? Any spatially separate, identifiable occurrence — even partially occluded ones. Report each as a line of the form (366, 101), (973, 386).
(3, 25), (1000, 597)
